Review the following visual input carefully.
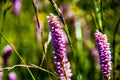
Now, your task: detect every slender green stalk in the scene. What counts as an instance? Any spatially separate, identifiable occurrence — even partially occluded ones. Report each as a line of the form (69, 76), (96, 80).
(32, 1), (52, 80)
(48, 0), (75, 56)
(32, 0), (46, 67)
(75, 20), (84, 80)
(32, 0), (40, 29)
(48, 0), (61, 18)
(93, 0), (103, 32)
(112, 18), (120, 80)
(91, 11), (99, 30)
(31, 64), (58, 77)
(100, 0), (104, 31)
(0, 2), (12, 52)
(0, 32), (36, 80)
(0, 64), (58, 77)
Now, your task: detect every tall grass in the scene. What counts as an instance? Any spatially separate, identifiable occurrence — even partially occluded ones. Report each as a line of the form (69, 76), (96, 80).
(0, 0), (120, 80)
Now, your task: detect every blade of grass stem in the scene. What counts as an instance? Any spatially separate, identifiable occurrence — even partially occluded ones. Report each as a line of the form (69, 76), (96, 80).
(75, 20), (84, 80)
(32, 0), (46, 67)
(48, 0), (75, 58)
(91, 11), (99, 30)
(32, 1), (52, 79)
(0, 64), (58, 77)
(93, 0), (103, 32)
(112, 18), (120, 80)
(44, 32), (51, 54)
(32, 64), (58, 77)
(0, 32), (36, 80)
(100, 0), (104, 31)
(0, 2), (12, 53)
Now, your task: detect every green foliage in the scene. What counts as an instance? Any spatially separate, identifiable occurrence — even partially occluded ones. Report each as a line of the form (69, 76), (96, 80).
(0, 0), (120, 80)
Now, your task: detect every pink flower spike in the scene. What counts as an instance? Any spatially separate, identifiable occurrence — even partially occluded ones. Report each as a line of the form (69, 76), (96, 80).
(47, 13), (72, 80)
(95, 30), (112, 79)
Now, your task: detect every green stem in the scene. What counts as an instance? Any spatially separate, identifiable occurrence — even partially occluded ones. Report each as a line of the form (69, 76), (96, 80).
(48, 0), (75, 57)
(0, 32), (36, 80)
(91, 11), (99, 30)
(32, 0), (51, 79)
(0, 2), (12, 53)
(32, 0), (46, 67)
(112, 18), (120, 80)
(93, 0), (103, 32)
(100, 0), (103, 31)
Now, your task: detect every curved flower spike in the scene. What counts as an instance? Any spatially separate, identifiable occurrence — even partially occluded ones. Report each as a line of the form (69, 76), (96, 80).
(47, 13), (72, 80)
(95, 30), (112, 80)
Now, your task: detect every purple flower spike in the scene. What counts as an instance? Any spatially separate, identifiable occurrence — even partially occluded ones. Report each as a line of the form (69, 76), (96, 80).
(13, 0), (21, 15)
(0, 67), (2, 80)
(47, 13), (72, 80)
(9, 72), (17, 80)
(3, 45), (13, 66)
(95, 30), (112, 79)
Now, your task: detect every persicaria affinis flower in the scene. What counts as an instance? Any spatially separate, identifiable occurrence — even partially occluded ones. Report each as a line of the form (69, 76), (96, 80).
(3, 45), (13, 66)
(9, 72), (17, 80)
(0, 67), (2, 80)
(95, 30), (112, 79)
(13, 0), (21, 15)
(47, 13), (72, 80)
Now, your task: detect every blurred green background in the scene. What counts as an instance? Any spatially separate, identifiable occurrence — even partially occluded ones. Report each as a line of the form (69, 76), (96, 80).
(0, 0), (120, 80)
